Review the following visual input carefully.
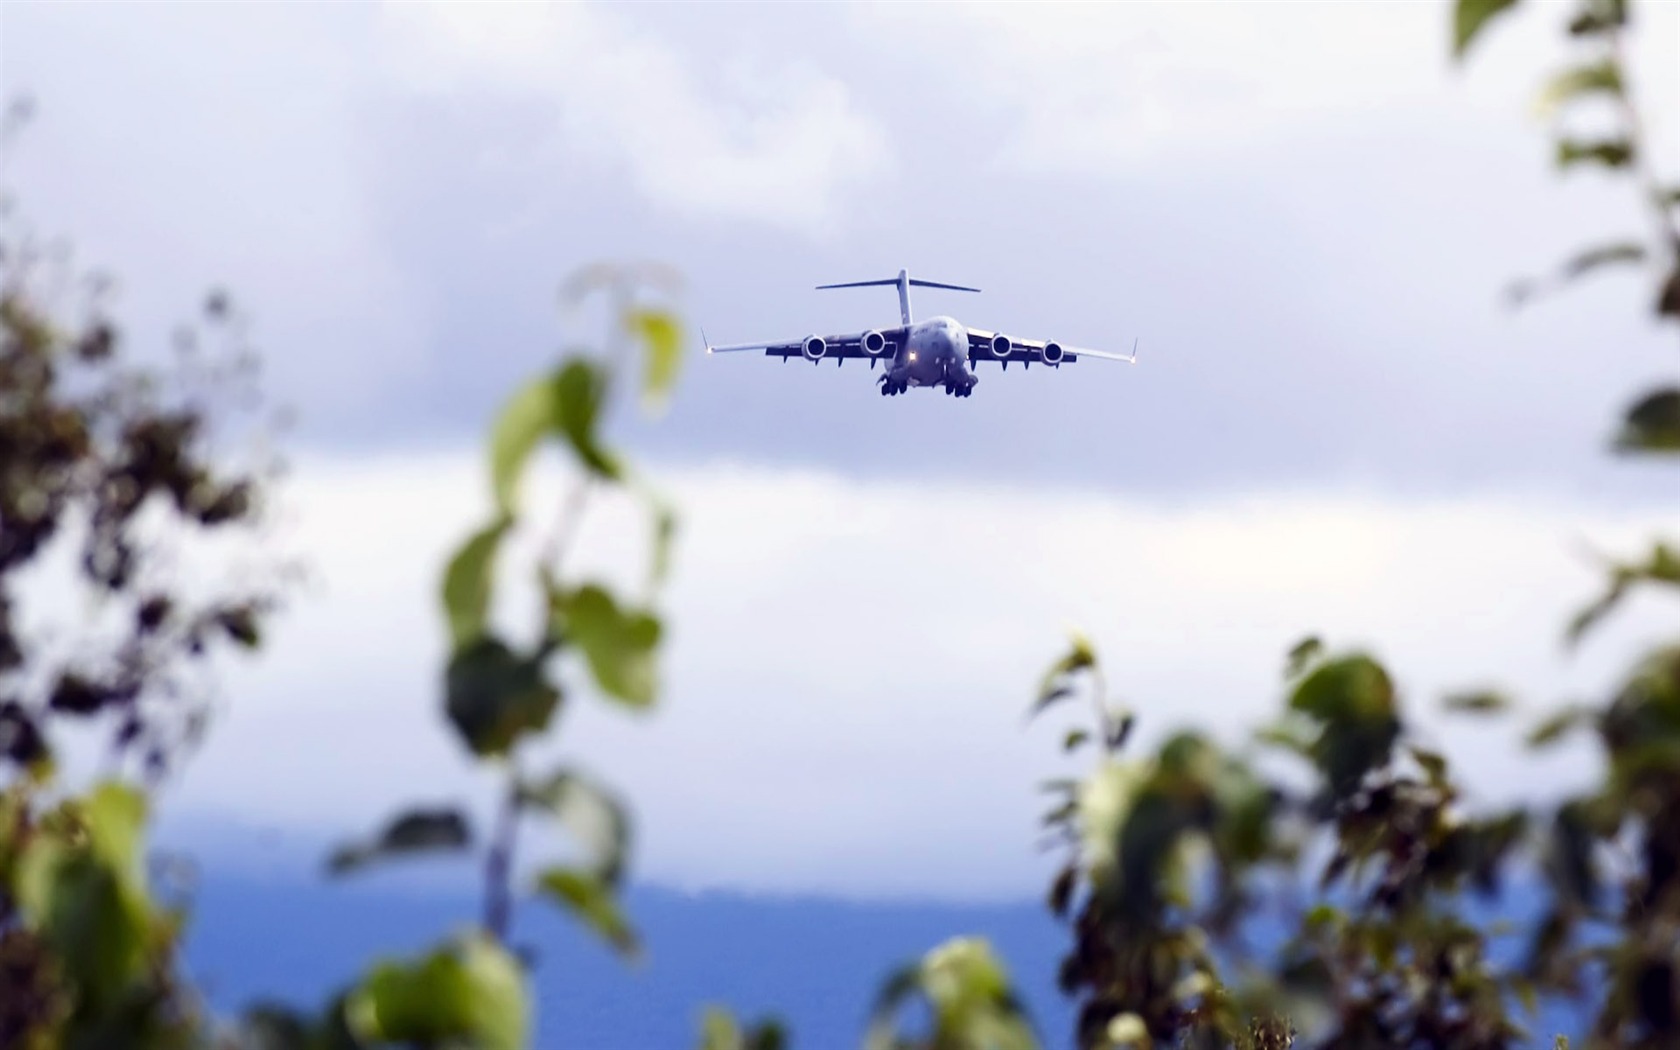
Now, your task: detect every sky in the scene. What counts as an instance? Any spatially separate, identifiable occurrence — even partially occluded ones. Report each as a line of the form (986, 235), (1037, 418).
(4, 0), (1680, 902)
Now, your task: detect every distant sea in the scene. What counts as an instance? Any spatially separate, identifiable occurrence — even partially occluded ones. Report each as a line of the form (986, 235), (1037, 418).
(180, 869), (1587, 1049)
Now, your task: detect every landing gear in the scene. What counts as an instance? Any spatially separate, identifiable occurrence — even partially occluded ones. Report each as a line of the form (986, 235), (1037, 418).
(878, 375), (908, 396)
(942, 375), (978, 398)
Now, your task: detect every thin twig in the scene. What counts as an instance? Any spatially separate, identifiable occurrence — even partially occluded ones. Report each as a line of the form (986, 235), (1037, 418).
(483, 763), (522, 941)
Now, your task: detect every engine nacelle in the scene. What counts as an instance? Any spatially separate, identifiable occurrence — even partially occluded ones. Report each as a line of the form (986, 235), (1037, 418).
(1040, 341), (1065, 365)
(990, 334), (1012, 359)
(860, 330), (888, 356)
(802, 335), (827, 361)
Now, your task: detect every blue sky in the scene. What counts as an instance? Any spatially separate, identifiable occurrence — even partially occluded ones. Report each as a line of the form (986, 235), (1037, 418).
(6, 0), (1680, 901)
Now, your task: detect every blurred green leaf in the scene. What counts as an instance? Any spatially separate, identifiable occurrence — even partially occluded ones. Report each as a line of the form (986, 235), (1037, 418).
(698, 1006), (788, 1050)
(1410, 745), (1449, 786)
(1614, 389), (1680, 453)
(1442, 690), (1512, 715)
(1527, 703), (1596, 749)
(1063, 729), (1090, 753)
(628, 307), (684, 414)
(518, 766), (630, 884)
(1567, 541), (1680, 645)
(14, 782), (153, 1009)
(1285, 635), (1323, 680)
(866, 937), (1037, 1050)
(1659, 269), (1680, 317)
(488, 360), (620, 518)
(347, 933), (527, 1050)
(444, 637), (561, 758)
(1453, 0), (1521, 59)
(551, 583), (661, 708)
(326, 807), (472, 877)
(555, 357), (620, 480)
(1537, 59), (1623, 113)
(1034, 633), (1096, 716)
(1506, 241), (1647, 307)
(489, 371), (561, 516)
(441, 517), (512, 651)
(1557, 137), (1634, 169)
(1567, 0), (1626, 35)
(535, 866), (640, 957)
(1288, 653), (1401, 795)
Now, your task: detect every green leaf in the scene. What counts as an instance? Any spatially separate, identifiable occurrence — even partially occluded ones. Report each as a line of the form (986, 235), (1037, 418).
(1453, 0), (1521, 59)
(698, 1007), (789, 1050)
(1659, 268), (1680, 318)
(1527, 703), (1595, 749)
(1537, 59), (1623, 113)
(489, 371), (561, 516)
(1506, 241), (1648, 307)
(536, 866), (640, 956)
(444, 637), (561, 758)
(1442, 690), (1512, 715)
(1063, 729), (1089, 753)
(552, 584), (661, 708)
(518, 767), (631, 884)
(1410, 746), (1449, 786)
(1614, 389), (1680, 453)
(1033, 633), (1096, 716)
(866, 937), (1036, 1050)
(13, 782), (153, 1009)
(1567, 0), (1625, 35)
(556, 358), (621, 479)
(441, 517), (512, 651)
(1557, 137), (1634, 170)
(628, 307), (684, 414)
(347, 933), (527, 1050)
(1567, 541), (1680, 647)
(488, 360), (620, 517)
(1284, 635), (1323, 680)
(1288, 653), (1401, 795)
(326, 807), (473, 877)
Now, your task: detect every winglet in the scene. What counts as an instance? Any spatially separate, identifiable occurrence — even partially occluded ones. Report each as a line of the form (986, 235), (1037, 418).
(1125, 337), (1138, 364)
(702, 326), (712, 354)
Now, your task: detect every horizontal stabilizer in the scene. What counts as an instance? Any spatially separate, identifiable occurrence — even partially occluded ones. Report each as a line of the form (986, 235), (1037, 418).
(816, 277), (980, 292)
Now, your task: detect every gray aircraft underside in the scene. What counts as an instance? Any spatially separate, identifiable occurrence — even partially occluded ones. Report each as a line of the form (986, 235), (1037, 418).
(704, 269), (1136, 398)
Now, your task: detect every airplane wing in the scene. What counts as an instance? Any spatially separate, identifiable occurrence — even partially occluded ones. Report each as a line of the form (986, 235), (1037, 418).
(964, 327), (1137, 366)
(705, 326), (907, 363)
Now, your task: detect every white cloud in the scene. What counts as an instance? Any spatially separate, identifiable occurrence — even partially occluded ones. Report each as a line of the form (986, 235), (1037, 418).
(850, 0), (1680, 175)
(374, 0), (891, 238)
(145, 449), (1678, 900)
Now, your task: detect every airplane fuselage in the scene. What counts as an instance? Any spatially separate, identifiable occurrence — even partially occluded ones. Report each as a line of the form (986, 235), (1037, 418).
(884, 315), (976, 395)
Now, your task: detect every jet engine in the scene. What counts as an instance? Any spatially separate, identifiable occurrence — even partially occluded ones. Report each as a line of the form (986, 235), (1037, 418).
(860, 330), (889, 356)
(1040, 341), (1065, 365)
(990, 334), (1012, 359)
(802, 335), (827, 361)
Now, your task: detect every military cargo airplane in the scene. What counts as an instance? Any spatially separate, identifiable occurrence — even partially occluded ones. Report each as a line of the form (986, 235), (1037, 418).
(703, 269), (1137, 398)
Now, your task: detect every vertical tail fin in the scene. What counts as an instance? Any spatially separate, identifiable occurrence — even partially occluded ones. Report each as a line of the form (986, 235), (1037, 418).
(816, 269), (979, 326)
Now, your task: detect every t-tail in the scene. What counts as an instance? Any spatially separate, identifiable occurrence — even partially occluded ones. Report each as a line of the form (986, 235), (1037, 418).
(816, 268), (979, 326)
